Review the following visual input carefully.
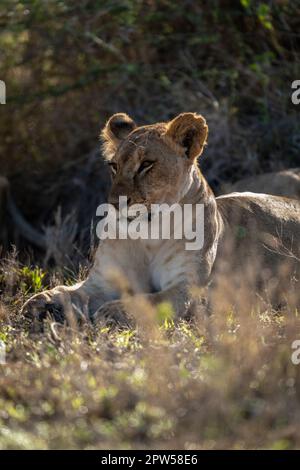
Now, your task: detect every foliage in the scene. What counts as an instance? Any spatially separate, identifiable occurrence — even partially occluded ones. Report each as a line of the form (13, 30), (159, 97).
(0, 254), (299, 449)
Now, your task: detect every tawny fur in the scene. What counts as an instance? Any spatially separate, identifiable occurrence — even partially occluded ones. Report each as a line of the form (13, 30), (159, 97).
(221, 168), (300, 200)
(22, 113), (300, 327)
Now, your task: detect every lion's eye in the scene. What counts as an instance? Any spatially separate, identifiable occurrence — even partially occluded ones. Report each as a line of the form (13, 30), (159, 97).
(138, 160), (154, 174)
(108, 162), (117, 175)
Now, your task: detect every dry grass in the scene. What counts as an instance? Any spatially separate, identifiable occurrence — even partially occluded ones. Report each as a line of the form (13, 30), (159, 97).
(0, 253), (300, 450)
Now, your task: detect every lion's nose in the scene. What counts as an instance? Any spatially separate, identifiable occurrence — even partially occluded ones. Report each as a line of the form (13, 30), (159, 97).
(109, 196), (131, 211)
(108, 196), (118, 210)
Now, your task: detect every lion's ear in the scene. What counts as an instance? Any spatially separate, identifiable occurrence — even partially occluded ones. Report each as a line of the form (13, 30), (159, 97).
(165, 113), (208, 160)
(101, 113), (136, 160)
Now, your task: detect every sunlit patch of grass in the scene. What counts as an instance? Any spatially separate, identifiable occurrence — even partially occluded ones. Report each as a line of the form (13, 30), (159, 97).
(0, 256), (300, 450)
(156, 301), (174, 326)
(19, 266), (47, 294)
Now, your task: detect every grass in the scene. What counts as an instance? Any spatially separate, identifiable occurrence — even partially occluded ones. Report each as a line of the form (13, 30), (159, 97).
(0, 260), (300, 450)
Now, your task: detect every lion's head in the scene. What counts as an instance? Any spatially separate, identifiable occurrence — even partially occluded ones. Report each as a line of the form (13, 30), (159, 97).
(101, 112), (208, 211)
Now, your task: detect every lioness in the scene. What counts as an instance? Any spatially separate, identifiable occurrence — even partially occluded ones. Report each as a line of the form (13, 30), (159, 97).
(22, 113), (300, 326)
(221, 168), (300, 199)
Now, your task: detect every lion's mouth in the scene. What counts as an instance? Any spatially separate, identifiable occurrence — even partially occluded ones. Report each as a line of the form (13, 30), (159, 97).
(124, 212), (151, 222)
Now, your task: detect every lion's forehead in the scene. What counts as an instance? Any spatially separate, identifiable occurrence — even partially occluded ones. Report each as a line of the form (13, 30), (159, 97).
(116, 126), (167, 164)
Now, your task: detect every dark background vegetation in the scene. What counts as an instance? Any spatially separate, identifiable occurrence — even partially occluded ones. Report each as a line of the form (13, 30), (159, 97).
(0, 0), (300, 263)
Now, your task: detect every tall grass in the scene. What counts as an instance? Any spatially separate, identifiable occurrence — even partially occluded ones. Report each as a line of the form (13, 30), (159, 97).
(0, 252), (300, 449)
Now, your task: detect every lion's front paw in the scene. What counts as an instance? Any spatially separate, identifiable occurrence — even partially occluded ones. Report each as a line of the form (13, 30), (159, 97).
(21, 289), (66, 328)
(93, 300), (135, 329)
